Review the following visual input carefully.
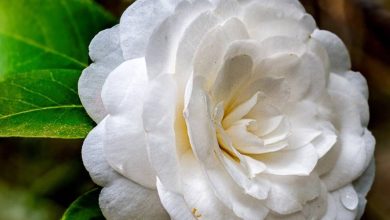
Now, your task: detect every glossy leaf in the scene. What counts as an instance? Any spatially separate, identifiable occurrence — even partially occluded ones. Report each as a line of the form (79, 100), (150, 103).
(61, 188), (105, 220)
(0, 0), (116, 138)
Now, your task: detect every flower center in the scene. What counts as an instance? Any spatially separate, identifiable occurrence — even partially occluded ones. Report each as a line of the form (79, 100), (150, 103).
(214, 93), (290, 161)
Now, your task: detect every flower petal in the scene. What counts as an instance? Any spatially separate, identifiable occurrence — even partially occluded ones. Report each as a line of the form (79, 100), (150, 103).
(101, 58), (156, 189)
(321, 129), (375, 191)
(175, 11), (220, 83)
(311, 122), (337, 158)
(156, 178), (196, 220)
(263, 174), (322, 214)
(220, 152), (270, 199)
(233, 77), (290, 111)
(119, 0), (181, 59)
(329, 72), (370, 129)
(193, 17), (249, 86)
(79, 26), (124, 122)
(211, 54), (253, 104)
(143, 74), (182, 192)
(180, 151), (240, 220)
(81, 118), (120, 186)
(145, 0), (213, 78)
(324, 185), (359, 220)
(312, 29), (351, 73)
(254, 144), (318, 176)
(301, 183), (328, 219)
(99, 178), (169, 220)
(353, 158), (375, 219)
(226, 119), (265, 154)
(243, 0), (307, 27)
(223, 92), (260, 128)
(343, 71), (369, 100)
(101, 58), (148, 114)
(249, 18), (313, 43)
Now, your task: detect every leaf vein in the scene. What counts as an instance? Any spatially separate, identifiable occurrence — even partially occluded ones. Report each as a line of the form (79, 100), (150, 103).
(0, 105), (85, 120)
(0, 97), (40, 108)
(10, 82), (61, 105)
(60, 0), (87, 54)
(0, 31), (88, 68)
(49, 72), (78, 95)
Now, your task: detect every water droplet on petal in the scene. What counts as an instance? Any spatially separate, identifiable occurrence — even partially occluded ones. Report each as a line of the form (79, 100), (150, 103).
(340, 186), (358, 211)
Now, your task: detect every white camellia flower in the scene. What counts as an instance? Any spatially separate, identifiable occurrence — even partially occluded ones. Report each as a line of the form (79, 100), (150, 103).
(79, 0), (375, 219)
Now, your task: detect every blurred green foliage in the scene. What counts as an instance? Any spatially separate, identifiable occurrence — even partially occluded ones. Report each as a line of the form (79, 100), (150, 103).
(0, 138), (94, 219)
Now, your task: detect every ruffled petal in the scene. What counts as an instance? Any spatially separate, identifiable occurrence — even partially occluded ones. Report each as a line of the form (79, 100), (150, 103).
(220, 153), (270, 199)
(175, 11), (220, 83)
(119, 0), (182, 59)
(328, 73), (369, 134)
(311, 29), (351, 73)
(143, 74), (182, 192)
(79, 26), (124, 122)
(301, 183), (328, 219)
(343, 71), (369, 100)
(145, 0), (213, 78)
(101, 58), (156, 189)
(324, 185), (359, 220)
(321, 129), (375, 191)
(233, 76), (290, 110)
(81, 118), (120, 186)
(353, 159), (375, 219)
(249, 18), (313, 43)
(180, 151), (240, 220)
(156, 178), (196, 220)
(243, 0), (307, 27)
(263, 174), (322, 214)
(253, 144), (318, 176)
(193, 17), (249, 86)
(223, 92), (259, 128)
(99, 178), (169, 220)
(211, 55), (253, 104)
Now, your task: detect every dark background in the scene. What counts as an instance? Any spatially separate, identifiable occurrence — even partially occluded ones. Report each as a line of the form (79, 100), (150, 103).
(0, 0), (389, 219)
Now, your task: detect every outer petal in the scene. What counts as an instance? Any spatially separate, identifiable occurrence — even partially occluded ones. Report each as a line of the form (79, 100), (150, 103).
(322, 73), (374, 190)
(321, 129), (375, 191)
(99, 178), (169, 220)
(81, 118), (120, 186)
(323, 185), (358, 220)
(175, 11), (220, 83)
(79, 26), (124, 122)
(265, 183), (327, 219)
(156, 178), (196, 220)
(342, 71), (370, 126)
(145, 0), (214, 78)
(353, 159), (375, 219)
(101, 58), (156, 189)
(311, 29), (351, 73)
(343, 71), (369, 100)
(119, 0), (182, 59)
(328, 73), (369, 140)
(301, 183), (328, 219)
(263, 174), (322, 215)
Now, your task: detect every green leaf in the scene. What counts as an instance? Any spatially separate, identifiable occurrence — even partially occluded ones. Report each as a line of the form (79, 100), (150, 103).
(0, 0), (116, 138)
(62, 188), (105, 220)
